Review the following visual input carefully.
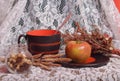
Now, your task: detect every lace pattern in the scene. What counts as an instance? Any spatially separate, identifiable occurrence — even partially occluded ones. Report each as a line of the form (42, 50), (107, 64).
(1, 0), (119, 45)
(0, 50), (120, 81)
(0, 1), (120, 80)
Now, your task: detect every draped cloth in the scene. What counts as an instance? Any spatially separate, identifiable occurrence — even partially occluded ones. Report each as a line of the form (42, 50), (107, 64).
(76, 0), (120, 40)
(0, 0), (120, 45)
(0, 46), (120, 81)
(0, 1), (120, 80)
(0, 0), (27, 44)
(100, 0), (120, 40)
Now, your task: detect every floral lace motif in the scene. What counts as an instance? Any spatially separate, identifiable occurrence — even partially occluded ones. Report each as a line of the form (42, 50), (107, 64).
(0, 49), (120, 81)
(0, 0), (120, 54)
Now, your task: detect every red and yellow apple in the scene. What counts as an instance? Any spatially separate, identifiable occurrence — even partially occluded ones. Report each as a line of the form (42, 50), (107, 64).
(65, 41), (92, 63)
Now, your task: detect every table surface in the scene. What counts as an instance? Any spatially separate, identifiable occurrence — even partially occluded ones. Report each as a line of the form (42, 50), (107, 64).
(0, 48), (120, 81)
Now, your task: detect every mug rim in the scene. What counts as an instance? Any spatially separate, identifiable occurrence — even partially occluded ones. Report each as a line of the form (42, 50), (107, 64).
(26, 29), (60, 36)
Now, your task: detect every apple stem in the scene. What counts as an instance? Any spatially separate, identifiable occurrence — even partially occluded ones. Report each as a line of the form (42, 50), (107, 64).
(76, 41), (82, 44)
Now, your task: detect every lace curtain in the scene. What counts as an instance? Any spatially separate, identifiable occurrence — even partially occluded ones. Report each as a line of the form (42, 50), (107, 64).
(100, 0), (120, 40)
(76, 0), (120, 40)
(0, 0), (119, 45)
(0, 0), (27, 45)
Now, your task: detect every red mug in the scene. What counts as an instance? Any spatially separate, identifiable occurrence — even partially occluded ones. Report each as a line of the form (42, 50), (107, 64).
(18, 29), (61, 55)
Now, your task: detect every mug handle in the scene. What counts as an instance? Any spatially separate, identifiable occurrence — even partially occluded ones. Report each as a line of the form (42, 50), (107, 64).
(18, 34), (26, 44)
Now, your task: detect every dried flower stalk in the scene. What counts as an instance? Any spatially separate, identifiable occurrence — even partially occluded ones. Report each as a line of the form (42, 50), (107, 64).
(62, 22), (120, 56)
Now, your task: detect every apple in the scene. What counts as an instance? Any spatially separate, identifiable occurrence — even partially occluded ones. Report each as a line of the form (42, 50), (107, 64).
(65, 41), (92, 63)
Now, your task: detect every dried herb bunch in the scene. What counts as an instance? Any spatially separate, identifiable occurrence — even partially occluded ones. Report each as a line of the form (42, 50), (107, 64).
(32, 53), (72, 71)
(62, 22), (120, 55)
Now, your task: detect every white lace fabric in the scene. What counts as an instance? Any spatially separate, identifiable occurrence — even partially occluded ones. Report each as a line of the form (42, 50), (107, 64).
(0, 0), (120, 45)
(0, 49), (120, 81)
(100, 0), (120, 40)
(0, 0), (120, 80)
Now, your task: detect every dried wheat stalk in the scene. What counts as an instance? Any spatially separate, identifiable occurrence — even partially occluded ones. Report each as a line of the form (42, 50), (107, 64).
(32, 53), (72, 71)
